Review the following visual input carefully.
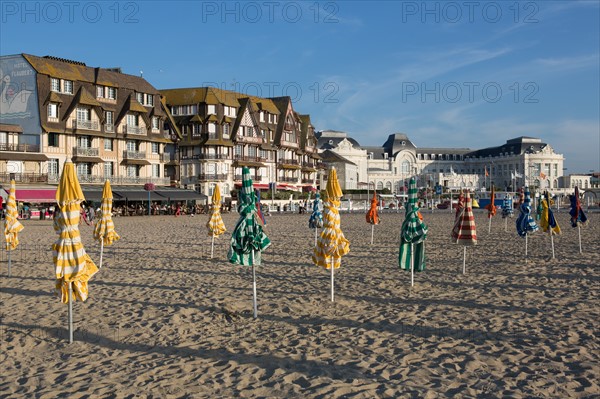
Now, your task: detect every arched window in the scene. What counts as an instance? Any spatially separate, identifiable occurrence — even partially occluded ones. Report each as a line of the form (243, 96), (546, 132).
(376, 181), (383, 190)
(401, 160), (410, 174)
(385, 181), (392, 191)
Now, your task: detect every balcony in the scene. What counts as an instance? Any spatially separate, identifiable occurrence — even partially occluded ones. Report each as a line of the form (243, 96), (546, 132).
(73, 146), (99, 157)
(236, 135), (263, 144)
(280, 140), (299, 148)
(72, 119), (99, 131)
(160, 153), (175, 162)
(124, 125), (145, 135)
(234, 174), (263, 181)
(76, 174), (106, 184)
(199, 153), (230, 160)
(0, 172), (48, 184)
(104, 123), (114, 133)
(123, 150), (146, 160)
(108, 176), (170, 185)
(279, 176), (298, 183)
(233, 155), (266, 163)
(280, 158), (299, 165)
(0, 143), (40, 152)
(302, 178), (314, 184)
(198, 173), (229, 181)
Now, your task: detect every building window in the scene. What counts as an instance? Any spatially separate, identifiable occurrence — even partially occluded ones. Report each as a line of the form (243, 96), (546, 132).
(192, 124), (201, 136)
(77, 107), (91, 122)
(151, 142), (159, 154)
(76, 163), (90, 176)
(127, 165), (138, 177)
(97, 86), (104, 98)
(136, 93), (144, 104)
(208, 123), (216, 133)
(152, 117), (160, 130)
(108, 87), (116, 100)
(147, 94), (154, 106)
(223, 124), (230, 137)
(104, 162), (113, 177)
(207, 104), (216, 114)
(63, 80), (73, 94)
(51, 78), (60, 92)
(126, 140), (137, 152)
(104, 138), (113, 151)
(48, 159), (59, 176)
(48, 133), (59, 147)
(259, 111), (265, 122)
(47, 103), (59, 120)
(126, 114), (139, 127)
(235, 145), (242, 156)
(152, 164), (160, 177)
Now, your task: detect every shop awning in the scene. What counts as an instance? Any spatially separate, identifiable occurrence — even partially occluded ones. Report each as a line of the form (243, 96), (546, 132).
(14, 188), (56, 203)
(112, 189), (164, 201)
(154, 188), (207, 201)
(120, 159), (151, 166)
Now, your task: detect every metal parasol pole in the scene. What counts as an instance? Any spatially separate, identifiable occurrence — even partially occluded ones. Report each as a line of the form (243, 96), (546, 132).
(314, 228), (318, 248)
(463, 246), (466, 275)
(550, 229), (555, 259)
(410, 243), (414, 287)
(210, 235), (215, 259)
(68, 282), (73, 343)
(330, 257), (334, 302)
(7, 248), (11, 277)
(578, 225), (582, 254)
(252, 257), (258, 319)
(99, 239), (104, 268)
(371, 224), (374, 245)
(505, 217), (508, 232)
(525, 234), (528, 262)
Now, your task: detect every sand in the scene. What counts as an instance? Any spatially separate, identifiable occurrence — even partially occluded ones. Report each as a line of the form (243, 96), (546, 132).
(1, 209), (598, 398)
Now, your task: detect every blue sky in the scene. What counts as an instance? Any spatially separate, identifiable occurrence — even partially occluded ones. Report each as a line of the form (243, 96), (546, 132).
(1, 0), (598, 173)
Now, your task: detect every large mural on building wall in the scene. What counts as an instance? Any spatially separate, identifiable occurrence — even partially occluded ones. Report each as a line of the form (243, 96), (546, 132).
(0, 54), (41, 135)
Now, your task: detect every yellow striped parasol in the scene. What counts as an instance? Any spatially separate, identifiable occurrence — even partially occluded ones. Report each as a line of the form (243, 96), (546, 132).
(207, 184), (226, 237)
(94, 180), (120, 267)
(207, 184), (226, 259)
(4, 180), (24, 251)
(4, 180), (24, 277)
(312, 167), (349, 301)
(53, 160), (98, 304)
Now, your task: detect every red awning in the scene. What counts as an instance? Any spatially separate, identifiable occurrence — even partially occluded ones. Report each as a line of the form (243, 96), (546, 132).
(15, 189), (57, 203)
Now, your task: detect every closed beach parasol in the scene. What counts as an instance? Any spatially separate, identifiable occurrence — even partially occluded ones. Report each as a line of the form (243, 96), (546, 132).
(569, 186), (587, 253)
(485, 186), (496, 233)
(452, 190), (477, 274)
(540, 191), (561, 259)
(207, 184), (226, 258)
(313, 167), (350, 302)
(501, 194), (514, 232)
(53, 160), (99, 343)
(516, 187), (539, 261)
(308, 192), (323, 247)
(93, 180), (120, 268)
(366, 190), (380, 245)
(3, 180), (24, 277)
(399, 178), (428, 286)
(228, 167), (271, 318)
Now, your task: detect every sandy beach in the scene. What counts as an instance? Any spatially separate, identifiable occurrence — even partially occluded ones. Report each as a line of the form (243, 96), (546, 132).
(1, 209), (598, 398)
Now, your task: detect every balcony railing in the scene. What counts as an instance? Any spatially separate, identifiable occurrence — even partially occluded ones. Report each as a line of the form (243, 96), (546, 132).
(160, 153), (174, 162)
(234, 174), (263, 181)
(236, 135), (263, 144)
(0, 143), (40, 152)
(0, 173), (48, 184)
(280, 158), (299, 165)
(72, 119), (99, 131)
(302, 178), (314, 184)
(233, 155), (266, 163)
(207, 133), (219, 140)
(198, 173), (229, 181)
(124, 125), (145, 135)
(182, 153), (229, 160)
(279, 176), (298, 183)
(73, 146), (99, 157)
(104, 123), (114, 133)
(107, 176), (171, 185)
(123, 150), (146, 160)
(280, 140), (299, 148)
(76, 174), (106, 184)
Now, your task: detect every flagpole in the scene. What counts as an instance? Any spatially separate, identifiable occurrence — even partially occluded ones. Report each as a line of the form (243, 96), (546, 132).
(68, 282), (73, 343)
(462, 246), (466, 275)
(252, 252), (257, 318)
(330, 257), (335, 302)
